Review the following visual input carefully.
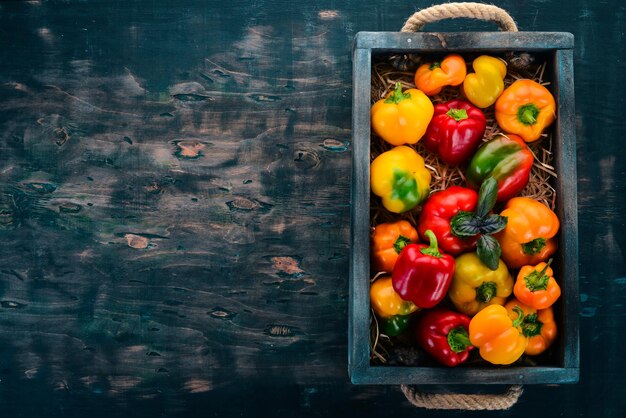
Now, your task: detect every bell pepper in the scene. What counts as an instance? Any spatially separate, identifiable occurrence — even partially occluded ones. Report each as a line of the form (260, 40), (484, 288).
(505, 298), (557, 356)
(371, 82), (434, 146)
(469, 304), (527, 365)
(462, 55), (507, 108)
(448, 252), (513, 316)
(370, 275), (418, 336)
(370, 146), (431, 213)
(392, 230), (455, 308)
(495, 197), (560, 269)
(466, 134), (534, 202)
(423, 99), (487, 166)
(417, 186), (478, 255)
(514, 259), (561, 309)
(495, 79), (556, 142)
(414, 54), (467, 96)
(416, 308), (474, 367)
(371, 220), (419, 272)
(379, 315), (412, 337)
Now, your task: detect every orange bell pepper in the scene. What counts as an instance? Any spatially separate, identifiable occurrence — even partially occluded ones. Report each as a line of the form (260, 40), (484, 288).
(371, 82), (434, 146)
(495, 197), (560, 269)
(371, 220), (419, 272)
(415, 54), (467, 96)
(469, 304), (527, 365)
(495, 79), (556, 142)
(505, 298), (557, 356)
(514, 259), (561, 309)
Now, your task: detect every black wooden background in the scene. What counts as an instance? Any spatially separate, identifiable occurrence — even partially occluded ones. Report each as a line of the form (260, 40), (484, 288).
(0, 0), (624, 417)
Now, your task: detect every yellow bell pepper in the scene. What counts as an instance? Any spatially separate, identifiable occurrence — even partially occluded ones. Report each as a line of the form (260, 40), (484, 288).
(370, 146), (431, 213)
(469, 304), (527, 365)
(370, 276), (418, 318)
(448, 252), (513, 316)
(462, 55), (507, 108)
(371, 82), (434, 146)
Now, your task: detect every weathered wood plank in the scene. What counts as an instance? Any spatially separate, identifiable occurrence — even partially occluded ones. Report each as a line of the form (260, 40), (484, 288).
(0, 0), (625, 416)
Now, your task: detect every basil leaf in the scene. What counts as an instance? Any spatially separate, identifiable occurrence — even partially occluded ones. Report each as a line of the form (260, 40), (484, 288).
(476, 177), (499, 218)
(450, 211), (481, 238)
(477, 235), (502, 271)
(478, 214), (508, 235)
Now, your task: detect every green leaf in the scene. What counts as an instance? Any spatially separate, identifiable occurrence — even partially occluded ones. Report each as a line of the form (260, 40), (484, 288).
(476, 177), (499, 218)
(477, 235), (502, 271)
(450, 211), (482, 238)
(478, 214), (508, 235)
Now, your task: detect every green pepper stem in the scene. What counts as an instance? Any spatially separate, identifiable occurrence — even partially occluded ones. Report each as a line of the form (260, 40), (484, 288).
(476, 281), (497, 303)
(538, 258), (553, 275)
(393, 235), (412, 254)
(524, 258), (553, 292)
(420, 230), (442, 258)
(447, 326), (472, 353)
(429, 61), (442, 70)
(384, 82), (411, 104)
(522, 237), (547, 255)
(521, 313), (544, 337)
(512, 305), (525, 328)
(446, 108), (469, 122)
(517, 103), (540, 125)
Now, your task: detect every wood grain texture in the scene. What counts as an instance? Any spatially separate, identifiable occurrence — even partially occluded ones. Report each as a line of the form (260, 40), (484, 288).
(0, 0), (625, 416)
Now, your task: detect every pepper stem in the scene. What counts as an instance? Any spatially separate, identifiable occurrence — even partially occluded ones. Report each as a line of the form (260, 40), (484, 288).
(476, 281), (497, 303)
(420, 230), (442, 258)
(521, 313), (544, 337)
(524, 258), (553, 292)
(429, 61), (442, 70)
(446, 108), (469, 122)
(512, 305), (525, 328)
(384, 82), (411, 104)
(522, 237), (547, 255)
(393, 235), (411, 254)
(517, 103), (540, 125)
(447, 326), (472, 353)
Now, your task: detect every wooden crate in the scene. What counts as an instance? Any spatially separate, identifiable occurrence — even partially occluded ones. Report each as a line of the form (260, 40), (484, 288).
(349, 32), (579, 385)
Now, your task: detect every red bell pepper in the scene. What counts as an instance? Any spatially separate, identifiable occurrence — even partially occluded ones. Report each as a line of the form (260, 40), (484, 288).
(417, 186), (479, 255)
(466, 134), (534, 202)
(392, 230), (455, 308)
(417, 308), (474, 367)
(424, 99), (487, 166)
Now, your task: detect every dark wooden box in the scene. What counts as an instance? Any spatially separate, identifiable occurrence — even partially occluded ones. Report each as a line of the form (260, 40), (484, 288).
(349, 32), (579, 384)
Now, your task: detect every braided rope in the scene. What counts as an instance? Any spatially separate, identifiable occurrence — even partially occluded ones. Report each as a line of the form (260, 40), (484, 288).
(400, 385), (523, 410)
(401, 2), (518, 32)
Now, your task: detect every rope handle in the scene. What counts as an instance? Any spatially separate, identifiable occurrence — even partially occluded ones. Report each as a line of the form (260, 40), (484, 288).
(401, 2), (518, 32)
(401, 384), (523, 410)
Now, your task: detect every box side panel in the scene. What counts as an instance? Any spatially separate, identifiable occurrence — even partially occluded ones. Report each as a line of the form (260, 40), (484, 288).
(352, 366), (579, 385)
(355, 31), (574, 51)
(349, 46), (372, 382)
(554, 49), (580, 375)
